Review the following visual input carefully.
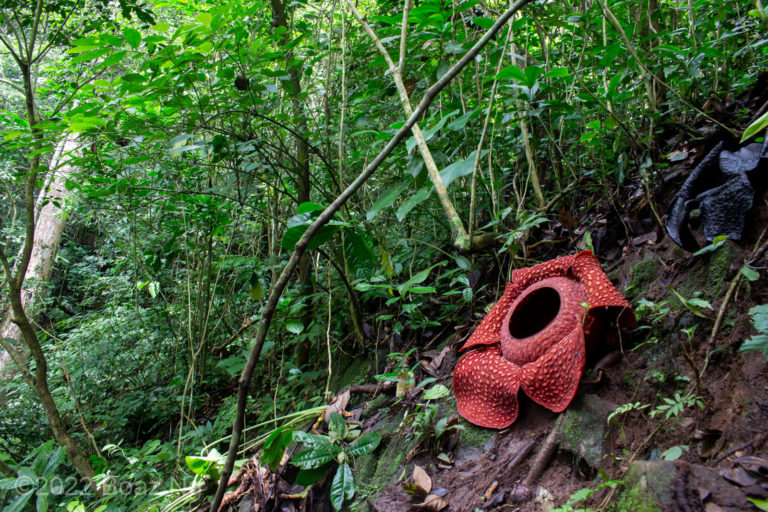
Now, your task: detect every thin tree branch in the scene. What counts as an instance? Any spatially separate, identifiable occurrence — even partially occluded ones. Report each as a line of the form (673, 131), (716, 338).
(211, 0), (537, 508)
(347, 0), (471, 249)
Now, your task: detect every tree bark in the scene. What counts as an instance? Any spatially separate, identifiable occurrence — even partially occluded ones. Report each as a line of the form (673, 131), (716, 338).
(1, 134), (77, 372)
(270, 0), (315, 368)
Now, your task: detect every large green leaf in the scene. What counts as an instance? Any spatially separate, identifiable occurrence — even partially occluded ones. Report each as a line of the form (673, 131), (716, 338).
(346, 432), (381, 456)
(439, 150), (488, 188)
(261, 426), (294, 471)
(406, 114), (453, 153)
(741, 110), (768, 142)
(328, 412), (347, 439)
(367, 184), (404, 221)
(330, 461), (354, 511)
(292, 445), (339, 469)
(292, 433), (341, 469)
(123, 28), (141, 49)
(281, 210), (346, 251)
(396, 187), (432, 221)
(343, 229), (376, 279)
(5, 489), (34, 512)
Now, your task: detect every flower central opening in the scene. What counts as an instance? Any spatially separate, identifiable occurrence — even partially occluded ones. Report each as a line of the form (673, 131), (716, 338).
(508, 287), (561, 339)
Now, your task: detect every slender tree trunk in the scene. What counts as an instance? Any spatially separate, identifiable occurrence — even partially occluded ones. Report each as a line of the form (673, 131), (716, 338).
(1, 133), (78, 372)
(270, 0), (315, 368)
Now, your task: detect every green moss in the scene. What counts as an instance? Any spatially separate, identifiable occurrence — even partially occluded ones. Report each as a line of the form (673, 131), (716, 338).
(360, 394), (390, 420)
(561, 414), (583, 452)
(628, 259), (661, 299)
(458, 420), (495, 448)
(610, 461), (677, 512)
(352, 412), (420, 511)
(332, 357), (372, 392)
(611, 483), (662, 512)
(441, 396), (495, 448)
(705, 243), (739, 297)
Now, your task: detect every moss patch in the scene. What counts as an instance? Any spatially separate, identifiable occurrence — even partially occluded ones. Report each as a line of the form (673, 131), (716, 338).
(352, 411), (419, 510)
(627, 259), (661, 299)
(610, 460), (677, 512)
(332, 357), (372, 392)
(705, 243), (740, 297)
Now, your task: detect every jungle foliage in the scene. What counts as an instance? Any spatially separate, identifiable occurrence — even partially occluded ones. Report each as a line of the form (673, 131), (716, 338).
(0, 0), (766, 509)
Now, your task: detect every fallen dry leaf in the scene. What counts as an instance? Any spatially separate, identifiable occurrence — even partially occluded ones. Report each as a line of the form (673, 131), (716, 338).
(410, 493), (448, 511)
(324, 389), (351, 422)
(413, 465), (432, 494)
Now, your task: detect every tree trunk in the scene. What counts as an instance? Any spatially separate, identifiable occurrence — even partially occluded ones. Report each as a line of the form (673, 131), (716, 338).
(270, 0), (315, 369)
(1, 134), (77, 372)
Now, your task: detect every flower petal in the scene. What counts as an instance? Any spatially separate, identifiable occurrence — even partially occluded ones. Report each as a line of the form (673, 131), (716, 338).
(572, 251), (636, 329)
(461, 283), (518, 350)
(520, 322), (586, 413)
(454, 345), (522, 428)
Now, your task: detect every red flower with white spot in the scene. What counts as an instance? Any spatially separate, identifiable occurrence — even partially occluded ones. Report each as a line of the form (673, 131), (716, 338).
(453, 251), (634, 429)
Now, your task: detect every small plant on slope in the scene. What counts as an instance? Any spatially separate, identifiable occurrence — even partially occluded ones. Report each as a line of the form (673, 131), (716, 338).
(741, 304), (768, 361)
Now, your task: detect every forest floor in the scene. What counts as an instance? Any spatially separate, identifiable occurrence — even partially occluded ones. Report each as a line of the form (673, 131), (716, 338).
(220, 93), (768, 512)
(351, 149), (768, 510)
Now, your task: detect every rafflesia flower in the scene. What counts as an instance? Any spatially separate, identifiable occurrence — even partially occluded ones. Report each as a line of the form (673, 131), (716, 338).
(453, 251), (635, 429)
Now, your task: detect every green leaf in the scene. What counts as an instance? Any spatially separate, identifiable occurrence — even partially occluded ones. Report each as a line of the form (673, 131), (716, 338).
(740, 333), (768, 359)
(408, 286), (435, 293)
(295, 466), (327, 486)
(5, 489), (34, 512)
(286, 319), (304, 334)
(65, 501), (87, 512)
(661, 446), (683, 460)
(524, 65), (543, 87)
(367, 184), (404, 221)
(281, 211), (344, 251)
(347, 432), (381, 456)
(439, 150), (488, 188)
(741, 110), (768, 143)
(123, 28), (141, 49)
(292, 445), (339, 469)
(447, 109), (477, 131)
(343, 229), (377, 279)
(742, 266), (760, 282)
(37, 487), (51, 512)
(196, 12), (213, 26)
(406, 115), (451, 154)
(692, 235), (728, 256)
(261, 426), (294, 471)
(329, 412), (346, 438)
(749, 304), (768, 332)
(152, 22), (170, 32)
(747, 497), (768, 511)
(396, 188), (432, 222)
(471, 17), (494, 29)
(70, 47), (111, 64)
(185, 452), (222, 479)
(292, 433), (341, 469)
(497, 64), (526, 82)
(297, 202), (326, 214)
(330, 461), (354, 511)
(422, 383), (450, 400)
(543, 67), (569, 79)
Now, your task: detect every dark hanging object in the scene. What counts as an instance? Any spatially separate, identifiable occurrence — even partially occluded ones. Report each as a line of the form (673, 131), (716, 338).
(235, 75), (250, 91)
(666, 134), (768, 252)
